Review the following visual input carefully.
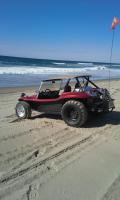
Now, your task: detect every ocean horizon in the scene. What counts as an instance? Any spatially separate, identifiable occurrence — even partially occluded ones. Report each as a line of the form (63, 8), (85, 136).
(0, 55), (120, 88)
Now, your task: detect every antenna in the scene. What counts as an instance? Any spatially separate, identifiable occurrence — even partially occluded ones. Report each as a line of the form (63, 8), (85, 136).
(109, 29), (115, 92)
(109, 17), (119, 93)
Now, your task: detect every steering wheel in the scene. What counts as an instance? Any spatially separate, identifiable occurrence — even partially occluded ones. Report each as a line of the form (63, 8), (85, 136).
(45, 89), (51, 93)
(43, 89), (51, 96)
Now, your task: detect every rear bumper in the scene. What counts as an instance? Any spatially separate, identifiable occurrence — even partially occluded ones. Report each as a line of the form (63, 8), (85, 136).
(87, 97), (115, 112)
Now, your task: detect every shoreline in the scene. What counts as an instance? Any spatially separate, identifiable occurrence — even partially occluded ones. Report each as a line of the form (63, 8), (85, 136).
(0, 85), (38, 94)
(0, 78), (120, 94)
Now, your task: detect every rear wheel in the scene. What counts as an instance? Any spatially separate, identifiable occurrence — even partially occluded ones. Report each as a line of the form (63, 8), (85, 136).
(61, 100), (88, 127)
(16, 101), (31, 119)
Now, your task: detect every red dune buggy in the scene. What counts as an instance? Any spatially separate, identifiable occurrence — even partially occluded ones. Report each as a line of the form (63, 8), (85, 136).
(16, 75), (115, 127)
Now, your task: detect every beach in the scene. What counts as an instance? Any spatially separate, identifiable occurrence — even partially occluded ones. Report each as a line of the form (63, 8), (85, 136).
(0, 79), (120, 199)
(1, 55), (120, 88)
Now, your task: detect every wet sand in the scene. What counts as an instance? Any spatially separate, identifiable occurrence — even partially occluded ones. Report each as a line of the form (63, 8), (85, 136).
(0, 79), (120, 200)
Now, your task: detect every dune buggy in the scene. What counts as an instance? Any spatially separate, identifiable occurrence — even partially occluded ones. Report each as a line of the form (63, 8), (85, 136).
(16, 75), (115, 127)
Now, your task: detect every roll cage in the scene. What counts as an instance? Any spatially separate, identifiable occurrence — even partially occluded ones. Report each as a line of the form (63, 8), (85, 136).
(37, 75), (99, 99)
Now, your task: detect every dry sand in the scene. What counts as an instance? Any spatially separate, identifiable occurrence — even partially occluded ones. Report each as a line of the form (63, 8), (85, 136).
(0, 79), (120, 200)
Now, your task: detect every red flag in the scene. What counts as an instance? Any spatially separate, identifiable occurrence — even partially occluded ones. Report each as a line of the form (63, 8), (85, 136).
(111, 17), (119, 29)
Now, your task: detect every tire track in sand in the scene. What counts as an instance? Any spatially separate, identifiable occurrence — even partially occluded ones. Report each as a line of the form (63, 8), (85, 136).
(0, 126), (81, 169)
(0, 124), (112, 199)
(0, 135), (92, 184)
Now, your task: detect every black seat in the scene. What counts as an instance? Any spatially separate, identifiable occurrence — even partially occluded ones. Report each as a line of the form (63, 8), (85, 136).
(75, 82), (80, 88)
(38, 90), (59, 99)
(64, 85), (71, 92)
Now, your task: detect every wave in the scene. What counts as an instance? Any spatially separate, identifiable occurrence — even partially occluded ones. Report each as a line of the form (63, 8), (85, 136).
(95, 65), (107, 70)
(112, 64), (120, 67)
(78, 62), (93, 66)
(0, 65), (110, 75)
(53, 62), (65, 65)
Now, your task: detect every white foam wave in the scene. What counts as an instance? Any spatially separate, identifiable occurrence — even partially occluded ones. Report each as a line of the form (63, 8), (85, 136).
(53, 62), (65, 65)
(94, 65), (107, 70)
(0, 65), (109, 75)
(78, 62), (93, 66)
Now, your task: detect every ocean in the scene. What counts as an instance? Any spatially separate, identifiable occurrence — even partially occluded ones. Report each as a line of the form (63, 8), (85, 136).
(0, 55), (120, 88)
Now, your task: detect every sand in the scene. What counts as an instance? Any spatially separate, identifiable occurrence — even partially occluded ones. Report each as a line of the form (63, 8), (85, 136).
(0, 79), (120, 200)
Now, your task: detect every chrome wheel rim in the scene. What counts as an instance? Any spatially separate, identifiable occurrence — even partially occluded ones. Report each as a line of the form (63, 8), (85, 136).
(17, 105), (25, 118)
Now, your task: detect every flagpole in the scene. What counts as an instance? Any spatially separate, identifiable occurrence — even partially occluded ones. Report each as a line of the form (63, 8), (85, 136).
(109, 28), (115, 92)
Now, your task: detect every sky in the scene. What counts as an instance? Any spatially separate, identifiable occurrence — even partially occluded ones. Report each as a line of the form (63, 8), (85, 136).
(0, 0), (120, 62)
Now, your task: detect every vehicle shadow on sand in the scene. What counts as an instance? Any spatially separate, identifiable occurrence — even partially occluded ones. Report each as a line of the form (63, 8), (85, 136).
(84, 111), (120, 128)
(31, 111), (120, 128)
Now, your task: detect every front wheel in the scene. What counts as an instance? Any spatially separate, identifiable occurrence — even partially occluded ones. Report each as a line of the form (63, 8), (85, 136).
(61, 100), (88, 127)
(16, 101), (31, 119)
